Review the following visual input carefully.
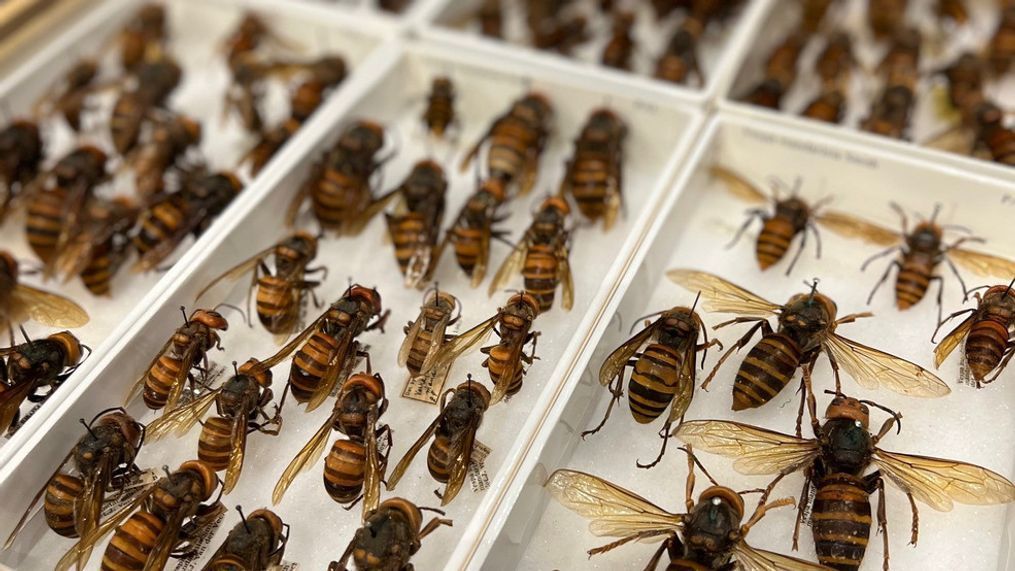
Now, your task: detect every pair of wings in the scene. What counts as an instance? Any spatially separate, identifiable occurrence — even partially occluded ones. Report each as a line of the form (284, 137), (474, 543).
(545, 470), (830, 571)
(131, 195), (212, 273)
(51, 200), (138, 282)
(487, 234), (574, 311)
(398, 305), (453, 391)
(676, 420), (1015, 511)
(598, 316), (696, 424)
(123, 337), (203, 411)
(668, 270), (950, 398)
(1, 283), (89, 330)
(417, 312), (498, 392)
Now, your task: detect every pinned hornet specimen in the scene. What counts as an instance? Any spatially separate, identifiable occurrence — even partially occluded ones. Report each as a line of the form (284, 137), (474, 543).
(601, 11), (635, 70)
(195, 232), (324, 338)
(205, 507), (288, 571)
(927, 99), (1015, 167)
(399, 289), (461, 401)
(445, 178), (510, 287)
(581, 299), (721, 469)
(989, 6), (1015, 75)
(5, 409), (144, 557)
(0, 251), (89, 336)
(668, 270), (949, 415)
(133, 171), (243, 273)
(545, 447), (829, 570)
(862, 28), (921, 140)
(110, 55), (183, 156)
(0, 330), (87, 433)
(272, 372), (390, 519)
(801, 32), (854, 125)
(327, 498), (452, 571)
(744, 31), (806, 109)
(387, 377), (490, 506)
(934, 279), (1015, 387)
(53, 197), (139, 297)
(653, 0), (734, 86)
(118, 3), (167, 72)
(55, 460), (225, 571)
(288, 121), (397, 234)
(676, 393), (1015, 571)
(124, 307), (229, 412)
(818, 203), (1015, 314)
(422, 77), (456, 139)
(560, 108), (627, 231)
(384, 160), (448, 287)
(460, 92), (554, 195)
(145, 359), (281, 494)
(252, 284), (388, 412)
(132, 112), (202, 198)
(488, 196), (574, 313)
(419, 292), (540, 405)
(0, 120), (43, 222)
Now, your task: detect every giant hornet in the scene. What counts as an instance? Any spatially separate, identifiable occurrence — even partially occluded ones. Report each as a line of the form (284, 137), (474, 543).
(560, 108), (627, 231)
(582, 298), (721, 469)
(443, 178), (511, 287)
(195, 232), (324, 339)
(53, 197), (139, 296)
(677, 393), (1015, 570)
(124, 307), (229, 413)
(387, 376), (490, 505)
(131, 112), (202, 198)
(668, 270), (948, 418)
(460, 92), (554, 195)
(110, 55), (183, 156)
(422, 77), (456, 139)
(0, 330), (88, 433)
(653, 0), (737, 86)
(862, 28), (921, 140)
(488, 196), (574, 313)
(744, 31), (806, 110)
(399, 289), (461, 402)
(546, 446), (830, 570)
(144, 358), (282, 494)
(32, 60), (101, 132)
(272, 371), (390, 520)
(419, 292), (540, 405)
(328, 497), (452, 571)
(385, 160), (448, 288)
(251, 284), (388, 412)
(934, 279), (1015, 387)
(989, 5), (1015, 75)
(118, 3), (167, 72)
(926, 99), (1015, 166)
(601, 11), (635, 70)
(54, 460), (225, 571)
(4, 409), (144, 560)
(205, 507), (289, 570)
(0, 250), (89, 338)
(801, 32), (854, 124)
(0, 120), (43, 222)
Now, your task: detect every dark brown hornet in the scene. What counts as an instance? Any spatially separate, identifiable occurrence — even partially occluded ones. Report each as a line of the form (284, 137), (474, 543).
(528, 4), (589, 55)
(5, 409), (144, 564)
(195, 232), (324, 339)
(668, 270), (948, 419)
(443, 178), (510, 287)
(0, 330), (87, 433)
(251, 284), (388, 412)
(399, 289), (461, 401)
(32, 59), (101, 132)
(601, 11), (635, 70)
(0, 250), (89, 337)
(272, 371), (390, 521)
(419, 292), (540, 405)
(328, 497), (452, 571)
(25, 145), (108, 270)
(582, 297), (721, 469)
(387, 377), (491, 506)
(0, 120), (43, 222)
(862, 28), (920, 140)
(934, 279), (1015, 387)
(989, 6), (1015, 75)
(476, 0), (502, 38)
(560, 108), (627, 231)
(55, 459), (225, 571)
(385, 160), (448, 288)
(205, 507), (289, 571)
(124, 307), (229, 413)
(654, 0), (738, 86)
(53, 197), (139, 296)
(489, 196), (574, 313)
(744, 31), (807, 109)
(145, 358), (282, 494)
(460, 92), (554, 196)
(133, 171), (243, 273)
(546, 446), (830, 570)
(132, 113), (202, 198)
(288, 120), (397, 235)
(423, 76), (456, 139)
(677, 393), (1015, 571)
(926, 96), (1015, 167)
(118, 3), (167, 72)
(818, 203), (1015, 316)
(867, 0), (907, 39)
(801, 32), (854, 124)
(110, 55), (183, 156)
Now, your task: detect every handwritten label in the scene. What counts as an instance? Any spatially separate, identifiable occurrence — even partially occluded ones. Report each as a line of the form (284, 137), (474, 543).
(279, 562), (300, 571)
(468, 441), (492, 493)
(802, 482), (817, 528)
(958, 352), (977, 388)
(171, 510), (226, 571)
(402, 369), (445, 404)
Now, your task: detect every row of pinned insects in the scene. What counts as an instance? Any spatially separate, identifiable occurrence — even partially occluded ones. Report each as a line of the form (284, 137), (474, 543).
(469, 0), (746, 86)
(2, 277), (547, 570)
(551, 268), (1015, 570)
(744, 0), (1014, 165)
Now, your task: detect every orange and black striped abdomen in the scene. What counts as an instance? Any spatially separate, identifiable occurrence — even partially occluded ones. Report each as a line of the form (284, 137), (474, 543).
(983, 124), (1015, 166)
(198, 416), (235, 471)
(732, 333), (801, 410)
(102, 510), (165, 571)
(256, 275), (298, 334)
(406, 325), (435, 376)
(812, 472), (872, 571)
(390, 213), (427, 275)
(25, 187), (66, 263)
(427, 435), (452, 483)
(569, 152), (614, 222)
(44, 474), (83, 537)
(424, 96), (453, 137)
(134, 197), (185, 258)
(756, 216), (799, 270)
(965, 318), (1010, 381)
(803, 92), (845, 124)
(80, 240), (117, 296)
(143, 355), (184, 410)
(894, 253), (936, 309)
(323, 439), (366, 503)
(312, 169), (368, 230)
(628, 343), (683, 424)
(488, 122), (532, 183)
(523, 244), (559, 312)
(452, 226), (485, 276)
(289, 331), (340, 402)
(110, 94), (144, 156)
(484, 343), (524, 397)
